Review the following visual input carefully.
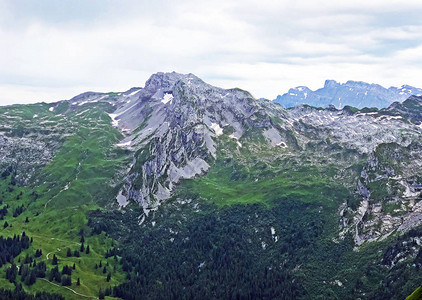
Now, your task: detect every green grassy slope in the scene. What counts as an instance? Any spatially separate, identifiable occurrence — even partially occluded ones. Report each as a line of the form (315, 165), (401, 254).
(0, 102), (130, 299)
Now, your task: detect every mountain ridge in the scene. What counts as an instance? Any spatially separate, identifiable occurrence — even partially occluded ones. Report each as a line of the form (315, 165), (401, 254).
(274, 79), (422, 109)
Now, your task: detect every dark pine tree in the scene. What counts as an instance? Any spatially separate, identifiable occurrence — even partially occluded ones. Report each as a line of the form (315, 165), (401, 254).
(61, 275), (72, 286)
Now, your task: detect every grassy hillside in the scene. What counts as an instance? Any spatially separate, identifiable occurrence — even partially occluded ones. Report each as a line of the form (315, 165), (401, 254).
(0, 102), (130, 299)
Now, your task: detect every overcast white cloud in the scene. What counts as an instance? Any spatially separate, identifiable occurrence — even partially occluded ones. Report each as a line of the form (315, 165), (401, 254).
(0, 0), (422, 105)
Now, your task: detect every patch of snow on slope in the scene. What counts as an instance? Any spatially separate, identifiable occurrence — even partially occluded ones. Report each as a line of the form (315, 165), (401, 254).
(49, 107), (54, 112)
(78, 100), (98, 106)
(277, 141), (287, 148)
(127, 89), (142, 97)
(74, 109), (89, 117)
(108, 113), (119, 127)
(355, 112), (378, 117)
(162, 93), (173, 104)
(116, 140), (132, 147)
(210, 123), (223, 136)
(377, 115), (402, 121)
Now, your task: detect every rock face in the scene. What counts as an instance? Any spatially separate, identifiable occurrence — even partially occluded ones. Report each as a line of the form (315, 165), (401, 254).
(387, 95), (422, 124)
(338, 142), (422, 245)
(104, 72), (284, 213)
(0, 104), (70, 185)
(1, 71), (421, 246)
(274, 80), (422, 109)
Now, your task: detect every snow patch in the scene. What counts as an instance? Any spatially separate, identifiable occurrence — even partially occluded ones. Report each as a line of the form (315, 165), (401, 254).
(33, 114), (38, 118)
(108, 113), (119, 127)
(355, 112), (378, 117)
(74, 109), (89, 117)
(108, 101), (140, 129)
(334, 280), (343, 287)
(161, 93), (173, 104)
(116, 140), (131, 147)
(377, 115), (402, 121)
(126, 89), (141, 97)
(210, 123), (223, 136)
(49, 107), (54, 112)
(277, 141), (287, 148)
(261, 241), (267, 250)
(78, 100), (98, 106)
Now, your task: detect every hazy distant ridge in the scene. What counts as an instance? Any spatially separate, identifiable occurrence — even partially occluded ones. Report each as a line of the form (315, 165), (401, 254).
(273, 80), (422, 109)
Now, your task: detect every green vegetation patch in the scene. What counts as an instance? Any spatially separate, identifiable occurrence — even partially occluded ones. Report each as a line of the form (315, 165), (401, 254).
(179, 156), (349, 209)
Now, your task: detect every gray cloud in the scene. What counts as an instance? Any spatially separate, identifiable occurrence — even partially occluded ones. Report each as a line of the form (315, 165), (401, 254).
(0, 0), (422, 105)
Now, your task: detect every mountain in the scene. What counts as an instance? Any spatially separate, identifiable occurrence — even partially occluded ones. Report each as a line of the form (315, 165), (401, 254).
(274, 79), (422, 109)
(0, 72), (422, 299)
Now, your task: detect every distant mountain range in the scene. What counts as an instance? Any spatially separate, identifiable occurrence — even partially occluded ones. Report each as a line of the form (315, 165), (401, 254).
(273, 80), (422, 109)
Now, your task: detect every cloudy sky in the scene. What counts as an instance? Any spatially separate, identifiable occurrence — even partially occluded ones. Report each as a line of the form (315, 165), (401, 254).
(1, 0), (422, 105)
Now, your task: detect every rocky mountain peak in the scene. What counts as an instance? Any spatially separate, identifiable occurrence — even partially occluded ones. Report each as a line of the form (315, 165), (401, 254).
(324, 79), (338, 88)
(144, 71), (202, 93)
(103, 72), (281, 213)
